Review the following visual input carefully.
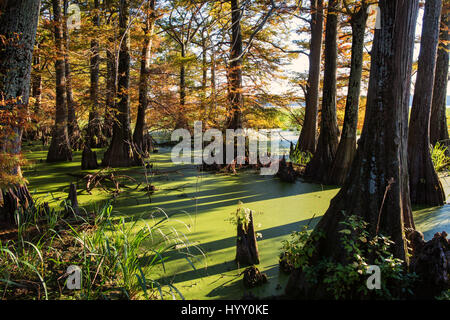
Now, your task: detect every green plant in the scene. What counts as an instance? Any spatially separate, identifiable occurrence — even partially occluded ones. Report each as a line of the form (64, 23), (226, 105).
(430, 142), (450, 172)
(226, 201), (260, 229)
(280, 224), (323, 270)
(320, 214), (417, 299)
(0, 200), (203, 300)
(437, 289), (450, 300)
(289, 146), (312, 166)
(280, 213), (418, 300)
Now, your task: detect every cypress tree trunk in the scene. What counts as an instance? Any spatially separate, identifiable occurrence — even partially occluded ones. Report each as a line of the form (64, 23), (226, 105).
(103, 0), (116, 141)
(47, 0), (72, 162)
(329, 4), (368, 185)
(30, 41), (42, 141)
(227, 0), (244, 130)
(295, 0), (324, 154)
(430, 6), (450, 146)
(200, 31), (208, 120)
(235, 211), (260, 266)
(102, 0), (134, 167)
(133, 0), (156, 162)
(208, 46), (217, 122)
(175, 43), (188, 129)
(104, 42), (116, 141)
(408, 0), (445, 206)
(0, 0), (41, 222)
(286, 0), (419, 298)
(63, 0), (81, 151)
(304, 0), (340, 183)
(87, 0), (103, 148)
(32, 43), (42, 113)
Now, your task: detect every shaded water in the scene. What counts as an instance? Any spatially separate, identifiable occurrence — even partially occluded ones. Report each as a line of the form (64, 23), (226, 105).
(22, 144), (450, 299)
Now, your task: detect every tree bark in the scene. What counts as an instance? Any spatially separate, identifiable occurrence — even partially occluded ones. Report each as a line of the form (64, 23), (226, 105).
(47, 0), (72, 162)
(236, 211), (260, 266)
(286, 0), (419, 298)
(174, 43), (189, 129)
(430, 6), (450, 146)
(295, 0), (324, 154)
(104, 42), (116, 141)
(304, 0), (340, 184)
(0, 0), (41, 223)
(408, 0), (445, 206)
(66, 182), (79, 216)
(63, 0), (81, 151)
(227, 0), (244, 130)
(102, 0), (134, 167)
(200, 31), (208, 120)
(133, 0), (156, 162)
(207, 46), (217, 122)
(328, 4), (368, 185)
(87, 0), (103, 148)
(81, 145), (98, 170)
(103, 0), (116, 141)
(29, 40), (42, 141)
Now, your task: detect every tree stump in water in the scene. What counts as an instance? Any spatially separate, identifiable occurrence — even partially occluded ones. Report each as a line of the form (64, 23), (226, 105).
(277, 157), (296, 183)
(81, 145), (98, 170)
(66, 183), (79, 216)
(410, 231), (450, 298)
(0, 185), (34, 226)
(236, 210), (260, 266)
(243, 266), (267, 288)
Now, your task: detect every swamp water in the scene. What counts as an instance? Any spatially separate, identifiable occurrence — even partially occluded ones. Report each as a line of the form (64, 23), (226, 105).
(22, 143), (450, 299)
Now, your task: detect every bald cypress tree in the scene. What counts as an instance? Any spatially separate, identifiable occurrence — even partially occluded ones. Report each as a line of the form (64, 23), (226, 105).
(0, 0), (41, 221)
(102, 0), (134, 167)
(430, 4), (450, 146)
(286, 0), (419, 298)
(303, 0), (340, 184)
(408, 0), (445, 206)
(47, 0), (72, 162)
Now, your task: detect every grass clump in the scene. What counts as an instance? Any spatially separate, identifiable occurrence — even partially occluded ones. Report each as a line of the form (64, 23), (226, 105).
(0, 200), (203, 300)
(289, 145), (312, 166)
(431, 142), (450, 172)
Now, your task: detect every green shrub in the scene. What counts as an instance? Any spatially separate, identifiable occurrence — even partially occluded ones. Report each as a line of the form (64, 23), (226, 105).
(289, 145), (312, 166)
(430, 142), (450, 172)
(280, 213), (417, 299)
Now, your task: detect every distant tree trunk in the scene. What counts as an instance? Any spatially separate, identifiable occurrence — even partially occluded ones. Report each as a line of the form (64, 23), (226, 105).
(104, 42), (116, 141)
(133, 0), (156, 162)
(175, 43), (188, 129)
(102, 0), (134, 167)
(47, 0), (72, 162)
(304, 0), (340, 183)
(200, 31), (208, 119)
(87, 0), (103, 148)
(286, 0), (419, 298)
(207, 45), (217, 122)
(295, 0), (323, 154)
(30, 41), (42, 141)
(63, 0), (81, 150)
(103, 0), (116, 141)
(32, 43), (42, 112)
(0, 0), (41, 222)
(329, 4), (368, 185)
(408, 0), (445, 206)
(430, 7), (450, 146)
(226, 0), (244, 130)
